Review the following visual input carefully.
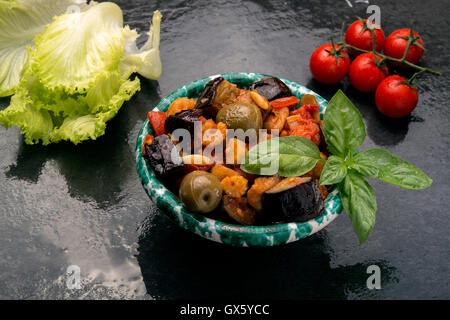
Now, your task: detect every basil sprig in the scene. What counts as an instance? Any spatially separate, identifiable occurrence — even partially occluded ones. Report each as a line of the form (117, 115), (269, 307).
(241, 89), (432, 243)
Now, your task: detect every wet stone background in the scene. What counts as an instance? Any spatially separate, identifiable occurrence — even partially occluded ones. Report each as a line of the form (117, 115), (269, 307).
(0, 0), (449, 299)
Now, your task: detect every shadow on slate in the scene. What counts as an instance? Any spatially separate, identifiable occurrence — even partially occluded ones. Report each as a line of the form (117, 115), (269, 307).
(136, 213), (398, 300)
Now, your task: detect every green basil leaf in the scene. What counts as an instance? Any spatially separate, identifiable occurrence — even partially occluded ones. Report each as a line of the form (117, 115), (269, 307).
(338, 170), (377, 244)
(323, 90), (366, 158)
(319, 155), (348, 185)
(241, 136), (322, 177)
(352, 149), (433, 190)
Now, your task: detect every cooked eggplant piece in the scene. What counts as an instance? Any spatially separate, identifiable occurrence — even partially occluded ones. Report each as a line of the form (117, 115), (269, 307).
(196, 77), (224, 109)
(195, 77), (241, 117)
(318, 120), (330, 156)
(249, 77), (292, 101)
(144, 134), (185, 180)
(247, 175), (282, 212)
(164, 109), (205, 135)
(222, 195), (256, 226)
(262, 177), (324, 223)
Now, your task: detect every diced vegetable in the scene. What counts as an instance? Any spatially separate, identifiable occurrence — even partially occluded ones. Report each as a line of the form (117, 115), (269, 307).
(182, 154), (213, 166)
(200, 117), (227, 147)
(222, 195), (256, 226)
(167, 97), (196, 116)
(211, 164), (239, 181)
(233, 166), (257, 184)
(289, 104), (319, 121)
(148, 111), (167, 136)
(195, 77), (240, 117)
(213, 80), (241, 109)
(262, 177), (324, 223)
(270, 96), (300, 109)
(300, 94), (318, 106)
(141, 134), (154, 157)
(236, 90), (258, 106)
(247, 176), (282, 212)
(249, 77), (292, 101)
(250, 90), (270, 110)
(289, 120), (321, 146)
(312, 152), (328, 179)
(144, 134), (185, 180)
(221, 175), (248, 198)
(318, 120), (330, 156)
(263, 107), (289, 133)
(225, 138), (248, 165)
(164, 109), (205, 135)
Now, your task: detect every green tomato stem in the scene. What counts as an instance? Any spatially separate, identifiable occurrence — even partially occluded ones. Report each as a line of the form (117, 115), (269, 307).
(338, 21), (442, 78)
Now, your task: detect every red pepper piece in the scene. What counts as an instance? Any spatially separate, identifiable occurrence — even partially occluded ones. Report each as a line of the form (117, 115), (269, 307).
(147, 111), (167, 136)
(270, 96), (300, 109)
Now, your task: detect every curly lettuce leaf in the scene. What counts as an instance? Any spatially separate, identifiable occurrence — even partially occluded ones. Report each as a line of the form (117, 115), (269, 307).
(0, 83), (54, 144)
(52, 76), (140, 144)
(0, 2), (162, 145)
(0, 0), (89, 97)
(31, 2), (124, 93)
(0, 70), (140, 145)
(120, 10), (162, 80)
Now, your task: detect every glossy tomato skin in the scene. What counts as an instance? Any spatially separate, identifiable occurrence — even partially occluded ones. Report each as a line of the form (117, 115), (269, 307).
(384, 29), (425, 68)
(309, 44), (350, 84)
(349, 53), (389, 92)
(345, 20), (385, 56)
(375, 75), (418, 118)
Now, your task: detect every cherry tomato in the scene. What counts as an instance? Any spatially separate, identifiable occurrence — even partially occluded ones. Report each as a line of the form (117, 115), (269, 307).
(384, 28), (425, 68)
(375, 75), (418, 118)
(349, 53), (389, 93)
(309, 44), (350, 84)
(345, 19), (385, 56)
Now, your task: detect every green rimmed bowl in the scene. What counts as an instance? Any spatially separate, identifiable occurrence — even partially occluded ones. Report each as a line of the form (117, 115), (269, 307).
(136, 73), (342, 247)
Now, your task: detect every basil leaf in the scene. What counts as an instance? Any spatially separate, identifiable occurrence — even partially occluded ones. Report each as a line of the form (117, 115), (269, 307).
(241, 136), (322, 177)
(352, 149), (433, 190)
(319, 155), (348, 186)
(338, 170), (377, 244)
(323, 90), (366, 158)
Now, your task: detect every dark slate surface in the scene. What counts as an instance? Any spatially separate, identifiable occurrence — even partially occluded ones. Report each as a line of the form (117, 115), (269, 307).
(0, 0), (449, 299)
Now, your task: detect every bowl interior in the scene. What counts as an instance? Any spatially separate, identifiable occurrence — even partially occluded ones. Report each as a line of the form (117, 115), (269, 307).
(136, 73), (342, 247)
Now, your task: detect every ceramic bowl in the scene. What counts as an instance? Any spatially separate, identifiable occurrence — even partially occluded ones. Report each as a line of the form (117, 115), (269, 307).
(136, 73), (342, 246)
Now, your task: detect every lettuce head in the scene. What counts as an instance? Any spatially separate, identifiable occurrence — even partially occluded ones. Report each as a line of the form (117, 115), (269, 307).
(0, 1), (162, 145)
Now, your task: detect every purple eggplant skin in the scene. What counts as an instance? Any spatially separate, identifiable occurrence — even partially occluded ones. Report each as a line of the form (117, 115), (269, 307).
(144, 134), (185, 180)
(195, 77), (225, 117)
(262, 177), (324, 224)
(249, 77), (292, 102)
(318, 122), (331, 157)
(164, 109), (206, 135)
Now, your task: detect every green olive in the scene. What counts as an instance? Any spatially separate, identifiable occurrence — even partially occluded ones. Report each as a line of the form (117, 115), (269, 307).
(216, 102), (263, 132)
(179, 171), (223, 214)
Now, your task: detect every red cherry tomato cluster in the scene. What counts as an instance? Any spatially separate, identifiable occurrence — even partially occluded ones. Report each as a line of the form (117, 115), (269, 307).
(309, 19), (426, 118)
